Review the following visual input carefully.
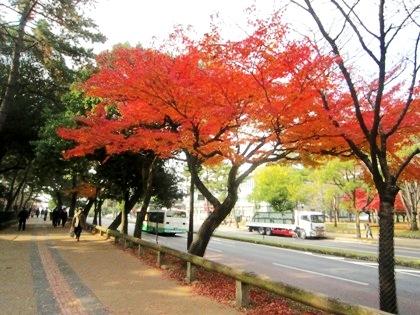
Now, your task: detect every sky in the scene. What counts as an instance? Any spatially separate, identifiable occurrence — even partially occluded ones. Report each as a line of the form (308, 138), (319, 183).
(87, 1), (412, 78)
(89, 0), (279, 52)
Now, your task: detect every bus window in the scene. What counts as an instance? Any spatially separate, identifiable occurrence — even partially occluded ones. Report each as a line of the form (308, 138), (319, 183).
(166, 210), (186, 218)
(149, 212), (164, 223)
(175, 211), (186, 218)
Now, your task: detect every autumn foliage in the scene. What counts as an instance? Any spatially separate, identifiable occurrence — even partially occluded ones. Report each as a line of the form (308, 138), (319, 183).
(57, 9), (419, 258)
(57, 21), (418, 179)
(57, 13), (336, 166)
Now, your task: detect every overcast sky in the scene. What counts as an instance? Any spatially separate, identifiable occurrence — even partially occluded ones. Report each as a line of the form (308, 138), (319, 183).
(90, 0), (279, 52)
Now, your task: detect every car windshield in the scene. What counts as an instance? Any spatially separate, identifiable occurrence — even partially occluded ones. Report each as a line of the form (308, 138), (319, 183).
(310, 215), (325, 223)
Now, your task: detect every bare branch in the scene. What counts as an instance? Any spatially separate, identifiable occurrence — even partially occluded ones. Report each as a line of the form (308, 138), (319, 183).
(332, 0), (380, 64)
(385, 2), (420, 50)
(295, 0), (371, 139)
(385, 32), (420, 138)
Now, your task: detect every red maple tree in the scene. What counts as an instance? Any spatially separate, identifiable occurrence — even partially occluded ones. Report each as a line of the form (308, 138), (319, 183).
(58, 12), (335, 256)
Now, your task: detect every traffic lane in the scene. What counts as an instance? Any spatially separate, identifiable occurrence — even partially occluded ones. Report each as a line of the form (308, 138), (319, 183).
(140, 232), (377, 305)
(206, 239), (376, 283)
(96, 218), (420, 260)
(140, 229), (420, 300)
(95, 219), (420, 265)
(216, 229), (420, 260)
(203, 237), (419, 314)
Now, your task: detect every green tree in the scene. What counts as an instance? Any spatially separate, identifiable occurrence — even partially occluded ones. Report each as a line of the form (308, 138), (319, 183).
(0, 55), (58, 210)
(249, 165), (309, 211)
(32, 85), (99, 217)
(0, 1), (104, 212)
(92, 152), (183, 236)
(0, 0), (105, 133)
(312, 158), (374, 236)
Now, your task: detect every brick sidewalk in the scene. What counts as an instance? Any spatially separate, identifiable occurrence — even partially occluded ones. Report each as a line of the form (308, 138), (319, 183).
(0, 217), (240, 315)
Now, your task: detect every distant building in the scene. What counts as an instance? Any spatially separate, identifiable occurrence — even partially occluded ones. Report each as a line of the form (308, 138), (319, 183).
(183, 177), (270, 223)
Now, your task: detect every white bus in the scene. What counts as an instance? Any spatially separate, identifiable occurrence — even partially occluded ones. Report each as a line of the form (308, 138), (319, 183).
(142, 209), (187, 235)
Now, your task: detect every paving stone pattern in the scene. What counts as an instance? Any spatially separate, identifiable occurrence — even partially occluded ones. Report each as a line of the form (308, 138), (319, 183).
(0, 217), (240, 315)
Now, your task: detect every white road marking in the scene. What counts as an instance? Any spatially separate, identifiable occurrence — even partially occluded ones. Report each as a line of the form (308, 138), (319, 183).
(307, 254), (420, 277)
(396, 269), (420, 277)
(272, 262), (369, 285)
(207, 247), (223, 253)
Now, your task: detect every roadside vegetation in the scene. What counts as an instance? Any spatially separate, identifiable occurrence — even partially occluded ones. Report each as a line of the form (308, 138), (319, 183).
(326, 222), (420, 239)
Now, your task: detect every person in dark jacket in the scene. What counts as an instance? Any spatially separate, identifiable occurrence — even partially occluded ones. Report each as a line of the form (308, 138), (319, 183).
(17, 207), (29, 231)
(52, 207), (59, 227)
(60, 208), (68, 227)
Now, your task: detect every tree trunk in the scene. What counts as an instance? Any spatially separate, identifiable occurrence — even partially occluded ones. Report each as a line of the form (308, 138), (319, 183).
(187, 175), (195, 250)
(82, 198), (95, 217)
(5, 163), (31, 211)
(400, 183), (419, 231)
(378, 188), (398, 314)
(111, 188), (143, 234)
(185, 153), (243, 257)
(108, 212), (122, 230)
(55, 190), (63, 213)
(97, 198), (104, 226)
(188, 205), (230, 257)
(121, 193), (129, 234)
(133, 183), (153, 238)
(69, 175), (78, 218)
(188, 189), (238, 256)
(134, 157), (157, 238)
(356, 213), (361, 238)
(0, 2), (34, 132)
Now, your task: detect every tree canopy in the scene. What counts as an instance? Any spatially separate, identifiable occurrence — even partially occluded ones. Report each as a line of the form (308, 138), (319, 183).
(58, 12), (336, 256)
(249, 164), (309, 211)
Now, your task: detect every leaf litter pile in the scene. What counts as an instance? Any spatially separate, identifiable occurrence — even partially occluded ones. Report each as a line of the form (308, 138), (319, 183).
(122, 244), (328, 315)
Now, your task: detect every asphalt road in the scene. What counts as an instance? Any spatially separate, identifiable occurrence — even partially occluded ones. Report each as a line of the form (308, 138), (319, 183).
(216, 228), (420, 260)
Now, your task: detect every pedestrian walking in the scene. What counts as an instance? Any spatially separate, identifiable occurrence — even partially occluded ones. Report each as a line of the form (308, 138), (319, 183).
(366, 223), (373, 238)
(70, 207), (87, 241)
(61, 208), (68, 227)
(52, 207), (61, 227)
(17, 207), (29, 231)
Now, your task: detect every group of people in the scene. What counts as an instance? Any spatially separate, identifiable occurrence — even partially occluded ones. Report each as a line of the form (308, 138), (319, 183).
(17, 205), (88, 241)
(17, 206), (67, 230)
(51, 207), (68, 227)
